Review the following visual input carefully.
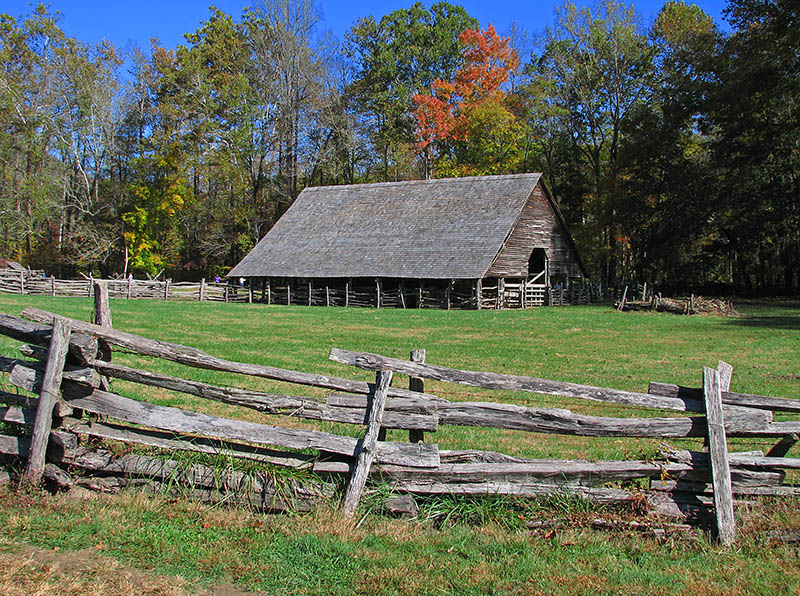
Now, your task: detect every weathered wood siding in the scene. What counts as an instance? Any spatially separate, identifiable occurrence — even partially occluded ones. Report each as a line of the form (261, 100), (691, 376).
(486, 182), (583, 279)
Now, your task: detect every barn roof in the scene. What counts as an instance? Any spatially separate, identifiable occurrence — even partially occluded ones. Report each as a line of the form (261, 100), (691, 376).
(230, 173), (570, 280)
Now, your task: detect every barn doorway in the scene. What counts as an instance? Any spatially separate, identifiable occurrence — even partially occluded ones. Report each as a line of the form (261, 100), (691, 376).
(526, 248), (548, 307)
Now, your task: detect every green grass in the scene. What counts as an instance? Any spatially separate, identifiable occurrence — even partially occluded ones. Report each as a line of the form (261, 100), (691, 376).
(0, 294), (799, 595)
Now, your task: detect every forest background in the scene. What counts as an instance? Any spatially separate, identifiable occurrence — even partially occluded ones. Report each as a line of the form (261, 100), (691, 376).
(0, 0), (797, 292)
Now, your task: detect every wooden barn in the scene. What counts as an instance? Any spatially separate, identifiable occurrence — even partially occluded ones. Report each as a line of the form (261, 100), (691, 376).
(228, 173), (587, 309)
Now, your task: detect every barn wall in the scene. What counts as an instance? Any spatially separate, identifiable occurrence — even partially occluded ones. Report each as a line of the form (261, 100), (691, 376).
(486, 182), (583, 279)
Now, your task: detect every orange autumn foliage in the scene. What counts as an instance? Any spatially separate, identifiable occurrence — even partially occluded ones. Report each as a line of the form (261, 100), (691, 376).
(412, 25), (519, 151)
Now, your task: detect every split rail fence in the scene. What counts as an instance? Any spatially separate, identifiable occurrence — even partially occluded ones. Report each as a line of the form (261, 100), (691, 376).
(0, 285), (798, 543)
(0, 272), (603, 308)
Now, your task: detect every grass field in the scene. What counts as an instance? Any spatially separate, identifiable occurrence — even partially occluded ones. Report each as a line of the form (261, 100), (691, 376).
(0, 294), (798, 595)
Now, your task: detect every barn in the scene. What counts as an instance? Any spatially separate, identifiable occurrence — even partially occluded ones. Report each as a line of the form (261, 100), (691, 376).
(228, 173), (587, 309)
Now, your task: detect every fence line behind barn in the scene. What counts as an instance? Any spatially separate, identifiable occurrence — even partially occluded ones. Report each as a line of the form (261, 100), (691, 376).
(0, 271), (605, 308)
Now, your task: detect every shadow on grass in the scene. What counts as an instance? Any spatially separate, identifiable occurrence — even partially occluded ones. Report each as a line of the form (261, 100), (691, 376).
(729, 300), (800, 330)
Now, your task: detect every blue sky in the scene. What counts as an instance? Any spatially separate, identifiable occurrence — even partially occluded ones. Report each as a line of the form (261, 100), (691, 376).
(4, 0), (731, 51)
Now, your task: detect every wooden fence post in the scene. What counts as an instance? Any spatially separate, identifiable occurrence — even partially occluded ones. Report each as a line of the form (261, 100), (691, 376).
(266, 279), (271, 305)
(92, 281), (113, 328)
(19, 270), (24, 295)
(199, 278), (205, 302)
(409, 349), (426, 444)
(23, 317), (72, 484)
(342, 369), (393, 517)
(164, 279), (170, 300)
(617, 286), (628, 310)
(127, 276), (133, 299)
(703, 366), (736, 546)
(476, 278), (482, 310)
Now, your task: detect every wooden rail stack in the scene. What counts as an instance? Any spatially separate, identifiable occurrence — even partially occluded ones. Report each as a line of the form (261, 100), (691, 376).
(0, 290), (798, 541)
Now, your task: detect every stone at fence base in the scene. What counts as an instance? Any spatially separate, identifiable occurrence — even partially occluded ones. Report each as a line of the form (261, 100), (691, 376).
(43, 463), (74, 492)
(385, 494), (418, 518)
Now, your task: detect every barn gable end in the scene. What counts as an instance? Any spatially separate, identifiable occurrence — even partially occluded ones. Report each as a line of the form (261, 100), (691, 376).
(487, 181), (586, 279)
(228, 173), (588, 309)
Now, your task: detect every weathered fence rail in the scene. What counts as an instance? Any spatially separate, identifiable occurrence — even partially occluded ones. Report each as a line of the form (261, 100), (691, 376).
(0, 289), (798, 541)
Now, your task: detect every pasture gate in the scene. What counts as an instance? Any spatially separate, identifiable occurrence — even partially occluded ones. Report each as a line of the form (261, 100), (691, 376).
(0, 284), (798, 545)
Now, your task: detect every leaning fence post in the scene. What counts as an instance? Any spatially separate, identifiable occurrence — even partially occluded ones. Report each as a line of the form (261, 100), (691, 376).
(703, 366), (736, 546)
(408, 349), (426, 444)
(23, 317), (72, 484)
(342, 369), (393, 518)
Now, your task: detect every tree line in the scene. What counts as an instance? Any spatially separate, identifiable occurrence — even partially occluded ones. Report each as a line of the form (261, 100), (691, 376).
(0, 0), (797, 292)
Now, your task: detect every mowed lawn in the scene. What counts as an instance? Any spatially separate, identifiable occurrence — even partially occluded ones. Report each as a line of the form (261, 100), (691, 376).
(0, 294), (798, 595)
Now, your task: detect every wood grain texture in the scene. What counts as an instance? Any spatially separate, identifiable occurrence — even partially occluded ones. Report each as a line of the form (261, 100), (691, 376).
(649, 381), (800, 413)
(24, 317), (71, 483)
(92, 360), (437, 431)
(343, 370), (393, 516)
(0, 313), (97, 365)
(62, 385), (439, 468)
(703, 367), (736, 546)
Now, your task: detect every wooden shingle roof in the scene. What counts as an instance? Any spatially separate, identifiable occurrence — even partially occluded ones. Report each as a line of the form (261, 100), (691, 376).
(230, 173), (556, 280)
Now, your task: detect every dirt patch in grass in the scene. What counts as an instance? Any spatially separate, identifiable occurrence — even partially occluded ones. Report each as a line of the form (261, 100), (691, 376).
(0, 540), (269, 596)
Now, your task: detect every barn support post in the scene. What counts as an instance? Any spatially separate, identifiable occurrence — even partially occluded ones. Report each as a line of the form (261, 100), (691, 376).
(399, 281), (406, 309)
(476, 278), (482, 310)
(325, 284), (330, 307)
(446, 280), (452, 310)
(418, 282), (424, 309)
(266, 279), (271, 305)
(522, 277), (527, 309)
(248, 284), (253, 303)
(496, 278), (505, 310)
(287, 282), (291, 306)
(345, 279), (350, 307)
(376, 278), (382, 309)
(308, 281), (312, 306)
